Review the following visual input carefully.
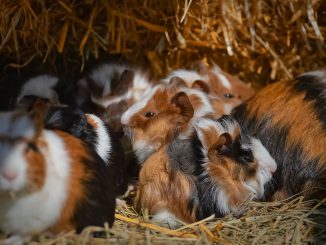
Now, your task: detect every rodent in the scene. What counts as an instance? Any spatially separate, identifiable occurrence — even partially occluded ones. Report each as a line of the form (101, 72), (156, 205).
(0, 102), (118, 245)
(233, 70), (326, 201)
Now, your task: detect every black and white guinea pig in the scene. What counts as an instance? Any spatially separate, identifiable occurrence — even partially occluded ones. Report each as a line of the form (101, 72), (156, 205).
(193, 115), (276, 219)
(44, 104), (128, 197)
(233, 70), (326, 201)
(0, 102), (117, 245)
(76, 61), (153, 133)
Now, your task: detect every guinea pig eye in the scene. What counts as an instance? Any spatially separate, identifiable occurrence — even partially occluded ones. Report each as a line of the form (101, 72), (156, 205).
(240, 154), (253, 164)
(224, 93), (234, 99)
(26, 142), (38, 152)
(144, 112), (156, 118)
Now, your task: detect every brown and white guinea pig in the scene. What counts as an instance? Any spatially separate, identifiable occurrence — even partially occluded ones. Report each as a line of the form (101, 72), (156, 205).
(0, 103), (117, 245)
(198, 63), (255, 107)
(233, 70), (326, 201)
(193, 116), (276, 219)
(121, 76), (215, 163)
(164, 63), (255, 114)
(76, 62), (153, 134)
(44, 105), (128, 198)
(132, 91), (199, 227)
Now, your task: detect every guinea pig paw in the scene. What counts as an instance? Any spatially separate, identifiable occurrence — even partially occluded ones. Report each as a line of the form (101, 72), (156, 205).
(4, 234), (29, 245)
(115, 198), (127, 208)
(152, 209), (181, 229)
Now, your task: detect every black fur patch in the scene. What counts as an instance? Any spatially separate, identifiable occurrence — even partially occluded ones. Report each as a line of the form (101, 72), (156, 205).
(74, 146), (116, 232)
(167, 137), (203, 218)
(292, 73), (326, 131)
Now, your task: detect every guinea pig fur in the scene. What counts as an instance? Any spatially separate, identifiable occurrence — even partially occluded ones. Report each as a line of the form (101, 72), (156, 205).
(121, 77), (214, 163)
(14, 74), (60, 110)
(45, 105), (128, 197)
(233, 70), (326, 201)
(193, 116), (277, 218)
(0, 105), (117, 244)
(198, 63), (255, 106)
(132, 91), (201, 227)
(76, 62), (152, 133)
(163, 66), (253, 115)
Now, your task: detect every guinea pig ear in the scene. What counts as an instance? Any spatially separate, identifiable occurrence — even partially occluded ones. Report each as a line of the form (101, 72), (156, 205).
(192, 80), (210, 93)
(111, 69), (134, 94)
(30, 99), (50, 138)
(215, 133), (232, 153)
(168, 76), (188, 89)
(86, 76), (103, 98)
(171, 92), (194, 122)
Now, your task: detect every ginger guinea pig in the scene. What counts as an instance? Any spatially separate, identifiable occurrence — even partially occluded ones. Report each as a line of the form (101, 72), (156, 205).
(121, 76), (214, 163)
(0, 103), (117, 245)
(193, 116), (276, 218)
(233, 70), (326, 201)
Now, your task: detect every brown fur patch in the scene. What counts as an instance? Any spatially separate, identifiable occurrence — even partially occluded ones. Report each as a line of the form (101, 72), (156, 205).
(245, 81), (326, 164)
(25, 140), (46, 192)
(50, 130), (92, 233)
(135, 147), (197, 223)
(85, 114), (99, 129)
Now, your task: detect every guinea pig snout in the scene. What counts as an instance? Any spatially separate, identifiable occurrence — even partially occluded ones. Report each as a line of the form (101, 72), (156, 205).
(2, 170), (18, 182)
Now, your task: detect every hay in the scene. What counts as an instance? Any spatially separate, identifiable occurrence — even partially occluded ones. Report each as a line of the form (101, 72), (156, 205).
(1, 197), (324, 244)
(0, 0), (325, 87)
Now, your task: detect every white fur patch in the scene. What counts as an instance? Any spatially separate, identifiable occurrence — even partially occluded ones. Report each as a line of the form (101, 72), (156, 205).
(0, 130), (70, 236)
(301, 70), (326, 81)
(0, 143), (28, 192)
(180, 88), (214, 118)
(216, 189), (231, 215)
(163, 69), (208, 87)
(133, 140), (159, 164)
(250, 138), (277, 174)
(152, 209), (180, 228)
(17, 75), (59, 103)
(0, 112), (35, 139)
(86, 114), (111, 164)
(121, 85), (162, 126)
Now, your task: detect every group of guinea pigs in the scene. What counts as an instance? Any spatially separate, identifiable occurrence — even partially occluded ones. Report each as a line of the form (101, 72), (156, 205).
(0, 57), (325, 245)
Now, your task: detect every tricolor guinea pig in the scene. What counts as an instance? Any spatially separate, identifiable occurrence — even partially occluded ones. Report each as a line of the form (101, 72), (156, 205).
(233, 70), (326, 201)
(44, 104), (128, 198)
(76, 62), (153, 134)
(121, 76), (214, 163)
(131, 91), (200, 227)
(0, 103), (117, 245)
(193, 116), (277, 218)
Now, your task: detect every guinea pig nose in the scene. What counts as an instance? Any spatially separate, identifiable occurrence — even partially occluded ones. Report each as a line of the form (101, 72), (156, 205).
(2, 170), (18, 181)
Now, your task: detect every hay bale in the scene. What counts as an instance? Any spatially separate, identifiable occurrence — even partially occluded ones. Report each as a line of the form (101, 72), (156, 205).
(0, 0), (325, 87)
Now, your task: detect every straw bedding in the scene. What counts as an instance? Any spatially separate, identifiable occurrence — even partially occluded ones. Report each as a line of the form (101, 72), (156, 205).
(0, 0), (325, 244)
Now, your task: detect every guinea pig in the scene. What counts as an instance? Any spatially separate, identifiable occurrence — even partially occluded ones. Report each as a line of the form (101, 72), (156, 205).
(197, 63), (255, 108)
(121, 76), (214, 163)
(193, 116), (277, 218)
(132, 91), (200, 227)
(45, 104), (128, 198)
(76, 62), (153, 133)
(0, 102), (117, 245)
(233, 70), (326, 201)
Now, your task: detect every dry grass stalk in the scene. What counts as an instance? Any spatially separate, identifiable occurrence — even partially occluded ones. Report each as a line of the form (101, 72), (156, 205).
(0, 0), (325, 87)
